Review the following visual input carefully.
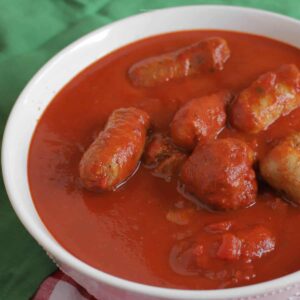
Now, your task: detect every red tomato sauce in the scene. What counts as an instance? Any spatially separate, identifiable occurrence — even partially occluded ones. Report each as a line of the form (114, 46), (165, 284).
(28, 30), (300, 289)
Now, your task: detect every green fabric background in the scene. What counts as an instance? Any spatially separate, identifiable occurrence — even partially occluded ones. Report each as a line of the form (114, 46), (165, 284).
(1, 0), (300, 299)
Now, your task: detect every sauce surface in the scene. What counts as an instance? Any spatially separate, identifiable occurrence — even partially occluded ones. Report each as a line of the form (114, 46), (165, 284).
(28, 30), (300, 289)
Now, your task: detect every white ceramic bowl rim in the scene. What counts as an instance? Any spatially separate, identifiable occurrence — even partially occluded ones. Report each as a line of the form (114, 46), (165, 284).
(3, 5), (300, 299)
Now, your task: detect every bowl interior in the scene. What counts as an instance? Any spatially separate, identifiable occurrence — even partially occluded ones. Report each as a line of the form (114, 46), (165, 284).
(3, 5), (300, 299)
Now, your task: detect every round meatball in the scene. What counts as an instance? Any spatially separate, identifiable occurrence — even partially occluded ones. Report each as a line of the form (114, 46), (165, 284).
(170, 91), (231, 150)
(181, 138), (257, 210)
(260, 132), (300, 204)
(216, 225), (275, 261)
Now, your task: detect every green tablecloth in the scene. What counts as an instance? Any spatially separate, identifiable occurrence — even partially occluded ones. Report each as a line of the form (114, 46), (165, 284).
(1, 0), (300, 299)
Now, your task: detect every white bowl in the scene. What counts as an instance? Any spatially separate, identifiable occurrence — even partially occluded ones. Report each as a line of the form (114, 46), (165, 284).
(3, 5), (300, 300)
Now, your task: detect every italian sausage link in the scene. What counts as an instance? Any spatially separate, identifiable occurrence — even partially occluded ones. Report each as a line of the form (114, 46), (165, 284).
(129, 37), (230, 87)
(79, 107), (150, 191)
(230, 64), (300, 133)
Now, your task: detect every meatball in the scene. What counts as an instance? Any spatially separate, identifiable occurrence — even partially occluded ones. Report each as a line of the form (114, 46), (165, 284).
(230, 64), (300, 133)
(129, 37), (230, 87)
(260, 132), (300, 204)
(216, 225), (275, 261)
(171, 224), (274, 286)
(181, 138), (257, 210)
(143, 133), (187, 181)
(238, 225), (275, 260)
(170, 91), (231, 150)
(79, 107), (150, 191)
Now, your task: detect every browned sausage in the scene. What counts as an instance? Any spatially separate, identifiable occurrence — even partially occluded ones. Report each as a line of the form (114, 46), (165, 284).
(170, 91), (231, 150)
(129, 37), (230, 87)
(180, 138), (257, 210)
(260, 132), (300, 204)
(79, 107), (150, 191)
(230, 64), (300, 133)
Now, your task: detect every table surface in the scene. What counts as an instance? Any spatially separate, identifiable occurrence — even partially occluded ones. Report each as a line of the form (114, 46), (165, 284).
(1, 0), (300, 299)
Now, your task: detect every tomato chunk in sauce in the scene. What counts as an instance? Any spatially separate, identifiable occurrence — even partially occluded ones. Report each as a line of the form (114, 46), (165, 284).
(28, 30), (300, 290)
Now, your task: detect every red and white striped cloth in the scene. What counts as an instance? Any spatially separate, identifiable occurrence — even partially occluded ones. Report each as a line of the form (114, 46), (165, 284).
(33, 270), (96, 300)
(32, 269), (300, 300)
